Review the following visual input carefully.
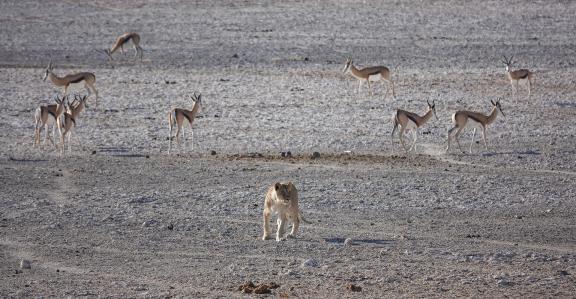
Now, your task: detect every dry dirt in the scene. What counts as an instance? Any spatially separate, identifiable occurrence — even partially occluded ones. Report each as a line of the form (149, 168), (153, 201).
(1, 0), (575, 298)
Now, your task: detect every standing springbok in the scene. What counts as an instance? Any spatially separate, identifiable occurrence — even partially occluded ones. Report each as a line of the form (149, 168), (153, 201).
(33, 95), (67, 148)
(503, 56), (534, 97)
(342, 58), (395, 99)
(168, 92), (202, 153)
(446, 98), (505, 154)
(43, 60), (99, 107)
(391, 100), (437, 152)
(58, 94), (88, 154)
(100, 32), (143, 61)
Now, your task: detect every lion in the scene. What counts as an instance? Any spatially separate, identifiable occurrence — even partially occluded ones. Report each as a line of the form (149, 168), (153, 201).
(262, 181), (310, 241)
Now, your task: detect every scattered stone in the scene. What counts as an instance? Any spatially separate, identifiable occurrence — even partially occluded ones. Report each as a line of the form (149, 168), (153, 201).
(346, 284), (362, 292)
(515, 215), (523, 219)
(253, 285), (271, 294)
(232, 53), (239, 58)
(344, 238), (354, 246)
(142, 220), (156, 227)
(167, 223), (174, 230)
(237, 281), (280, 294)
(497, 279), (511, 287)
(145, 155), (150, 159)
(311, 152), (321, 159)
(558, 270), (570, 276)
(91, 150), (97, 155)
(237, 281), (255, 293)
(302, 258), (319, 268)
(20, 259), (31, 269)
(210, 150), (217, 156)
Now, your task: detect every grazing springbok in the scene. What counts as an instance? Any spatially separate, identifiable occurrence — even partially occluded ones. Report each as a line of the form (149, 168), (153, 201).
(100, 32), (143, 61)
(342, 58), (395, 99)
(446, 98), (505, 154)
(33, 95), (67, 148)
(43, 60), (99, 107)
(168, 92), (202, 153)
(391, 100), (437, 152)
(503, 56), (534, 97)
(58, 94), (88, 154)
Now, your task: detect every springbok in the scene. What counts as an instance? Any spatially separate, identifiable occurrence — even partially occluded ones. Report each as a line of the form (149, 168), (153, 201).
(100, 32), (143, 61)
(33, 95), (67, 148)
(446, 98), (505, 154)
(391, 100), (437, 152)
(342, 58), (395, 99)
(43, 60), (98, 107)
(168, 92), (202, 153)
(58, 94), (88, 154)
(502, 56), (534, 97)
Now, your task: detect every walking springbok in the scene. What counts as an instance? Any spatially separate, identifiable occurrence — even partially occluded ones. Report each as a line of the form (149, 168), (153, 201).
(168, 92), (202, 153)
(503, 56), (534, 97)
(43, 60), (99, 107)
(58, 94), (88, 154)
(100, 32), (143, 61)
(391, 100), (437, 152)
(342, 58), (395, 99)
(446, 98), (505, 154)
(33, 95), (67, 148)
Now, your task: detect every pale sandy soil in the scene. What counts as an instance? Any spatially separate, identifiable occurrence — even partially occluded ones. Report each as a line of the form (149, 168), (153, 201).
(1, 0), (575, 298)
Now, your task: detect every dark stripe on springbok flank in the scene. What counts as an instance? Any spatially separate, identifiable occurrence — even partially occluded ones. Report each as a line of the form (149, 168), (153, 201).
(405, 113), (419, 127)
(467, 113), (484, 124)
(69, 76), (85, 84)
(48, 110), (56, 119)
(518, 73), (529, 79)
(182, 113), (192, 123)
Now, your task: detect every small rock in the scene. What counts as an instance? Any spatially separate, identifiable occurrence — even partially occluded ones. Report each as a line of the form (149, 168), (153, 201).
(346, 284), (362, 292)
(344, 238), (354, 246)
(145, 155), (150, 159)
(210, 150), (217, 156)
(142, 220), (156, 227)
(311, 152), (321, 159)
(167, 223), (174, 230)
(232, 53), (239, 58)
(20, 259), (31, 269)
(91, 150), (97, 155)
(302, 259), (319, 268)
(558, 270), (570, 276)
(497, 279), (510, 287)
(253, 285), (271, 294)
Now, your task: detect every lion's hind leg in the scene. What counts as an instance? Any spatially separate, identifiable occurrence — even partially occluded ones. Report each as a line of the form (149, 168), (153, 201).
(288, 214), (300, 238)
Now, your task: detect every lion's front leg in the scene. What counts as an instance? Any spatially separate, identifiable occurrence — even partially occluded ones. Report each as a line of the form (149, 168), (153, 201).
(262, 209), (271, 240)
(276, 215), (287, 242)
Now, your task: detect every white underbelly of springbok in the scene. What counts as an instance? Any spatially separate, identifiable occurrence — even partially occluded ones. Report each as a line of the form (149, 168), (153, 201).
(368, 74), (383, 82)
(403, 120), (417, 131)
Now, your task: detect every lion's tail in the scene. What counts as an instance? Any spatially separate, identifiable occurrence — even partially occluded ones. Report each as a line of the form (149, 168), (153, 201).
(298, 212), (312, 224)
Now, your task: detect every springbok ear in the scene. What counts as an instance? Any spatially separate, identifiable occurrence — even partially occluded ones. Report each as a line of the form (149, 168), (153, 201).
(274, 182), (281, 191)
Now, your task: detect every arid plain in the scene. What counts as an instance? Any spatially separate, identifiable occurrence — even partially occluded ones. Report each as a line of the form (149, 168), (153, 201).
(1, 0), (575, 298)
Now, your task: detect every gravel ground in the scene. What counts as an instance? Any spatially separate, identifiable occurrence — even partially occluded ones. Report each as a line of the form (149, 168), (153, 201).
(1, 0), (575, 298)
